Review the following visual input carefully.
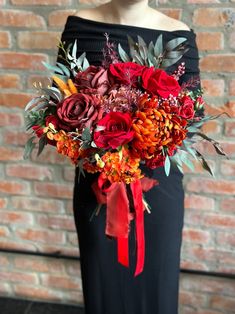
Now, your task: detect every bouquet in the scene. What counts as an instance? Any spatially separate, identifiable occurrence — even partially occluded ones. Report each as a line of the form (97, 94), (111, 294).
(24, 34), (226, 276)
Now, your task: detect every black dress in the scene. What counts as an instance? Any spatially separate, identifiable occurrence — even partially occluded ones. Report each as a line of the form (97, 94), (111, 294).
(57, 15), (201, 314)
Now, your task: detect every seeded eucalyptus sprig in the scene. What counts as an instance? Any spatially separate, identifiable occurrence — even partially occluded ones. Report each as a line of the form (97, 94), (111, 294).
(118, 35), (188, 69)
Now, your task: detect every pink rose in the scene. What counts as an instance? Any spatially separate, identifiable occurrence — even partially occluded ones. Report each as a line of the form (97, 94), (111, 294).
(75, 66), (110, 96)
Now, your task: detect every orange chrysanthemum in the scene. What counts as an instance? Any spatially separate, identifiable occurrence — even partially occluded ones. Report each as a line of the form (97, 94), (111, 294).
(53, 130), (80, 164)
(132, 96), (188, 161)
(101, 147), (143, 184)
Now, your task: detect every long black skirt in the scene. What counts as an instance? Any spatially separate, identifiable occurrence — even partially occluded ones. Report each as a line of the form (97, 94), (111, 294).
(73, 165), (184, 314)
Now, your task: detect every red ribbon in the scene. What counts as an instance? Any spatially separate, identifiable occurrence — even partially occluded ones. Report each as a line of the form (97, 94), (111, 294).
(92, 174), (157, 276)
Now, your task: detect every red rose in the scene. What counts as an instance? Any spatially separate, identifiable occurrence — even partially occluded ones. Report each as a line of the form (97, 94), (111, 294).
(94, 112), (134, 149)
(179, 96), (195, 119)
(45, 115), (59, 129)
(145, 154), (165, 169)
(142, 67), (181, 98)
(57, 93), (102, 131)
(75, 65), (110, 95)
(109, 62), (144, 86)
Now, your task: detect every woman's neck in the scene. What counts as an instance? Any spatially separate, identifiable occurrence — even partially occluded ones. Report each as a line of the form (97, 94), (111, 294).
(103, 0), (150, 26)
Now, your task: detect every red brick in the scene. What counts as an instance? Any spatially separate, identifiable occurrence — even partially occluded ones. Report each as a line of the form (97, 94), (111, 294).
(201, 79), (225, 97)
(196, 32), (223, 51)
(64, 167), (75, 181)
(6, 164), (53, 180)
(0, 52), (48, 70)
(0, 226), (10, 237)
(220, 198), (235, 213)
(200, 54), (235, 73)
(187, 177), (235, 195)
(0, 239), (35, 251)
(179, 291), (207, 307)
(193, 8), (230, 27)
(48, 10), (77, 27)
(57, 290), (84, 304)
(0, 112), (23, 126)
(3, 130), (29, 146)
(0, 92), (33, 109)
(18, 31), (61, 49)
(14, 284), (61, 302)
(210, 295), (235, 311)
(0, 270), (38, 284)
(67, 232), (78, 246)
(201, 120), (221, 135)
(0, 31), (11, 48)
(15, 228), (65, 244)
(180, 260), (208, 271)
(229, 79), (235, 96)
(188, 0), (221, 3)
(0, 211), (33, 225)
(14, 256), (65, 273)
(41, 274), (81, 290)
(11, 196), (64, 213)
(36, 214), (75, 231)
(31, 148), (66, 164)
(195, 140), (235, 157)
(184, 194), (215, 210)
(34, 182), (73, 199)
(220, 160), (235, 176)
(0, 180), (30, 195)
(159, 9), (182, 20)
(11, 0), (71, 4)
(0, 10), (46, 28)
(0, 198), (8, 208)
(182, 228), (211, 243)
(224, 120), (235, 137)
(203, 214), (235, 228)
(216, 231), (235, 247)
(0, 255), (10, 267)
(0, 74), (21, 89)
(220, 101), (235, 118)
(0, 147), (24, 161)
(65, 262), (81, 276)
(229, 31), (235, 49)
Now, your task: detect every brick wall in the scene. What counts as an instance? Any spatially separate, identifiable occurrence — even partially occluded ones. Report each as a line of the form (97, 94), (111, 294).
(0, 0), (234, 313)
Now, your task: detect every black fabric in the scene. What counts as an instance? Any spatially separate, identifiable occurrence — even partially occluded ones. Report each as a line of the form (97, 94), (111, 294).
(57, 15), (201, 314)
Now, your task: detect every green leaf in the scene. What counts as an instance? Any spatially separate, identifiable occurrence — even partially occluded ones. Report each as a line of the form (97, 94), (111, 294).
(81, 127), (91, 141)
(56, 62), (71, 77)
(24, 136), (36, 159)
(137, 36), (148, 61)
(195, 150), (214, 176)
(164, 154), (171, 176)
(42, 61), (64, 75)
(154, 34), (163, 57)
(37, 136), (47, 156)
(165, 37), (187, 51)
(72, 40), (78, 59)
(118, 44), (130, 62)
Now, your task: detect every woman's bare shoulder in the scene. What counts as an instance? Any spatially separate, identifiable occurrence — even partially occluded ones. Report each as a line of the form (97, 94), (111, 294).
(73, 7), (104, 22)
(150, 9), (190, 31)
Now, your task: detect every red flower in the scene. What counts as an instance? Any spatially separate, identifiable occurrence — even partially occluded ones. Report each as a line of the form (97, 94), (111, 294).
(179, 96), (195, 119)
(57, 93), (102, 131)
(45, 115), (59, 129)
(142, 67), (181, 98)
(32, 125), (43, 138)
(109, 62), (144, 86)
(94, 112), (134, 149)
(75, 65), (110, 95)
(145, 154), (165, 169)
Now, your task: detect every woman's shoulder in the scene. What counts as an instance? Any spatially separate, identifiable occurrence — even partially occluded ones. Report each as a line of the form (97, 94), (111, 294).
(73, 7), (190, 32)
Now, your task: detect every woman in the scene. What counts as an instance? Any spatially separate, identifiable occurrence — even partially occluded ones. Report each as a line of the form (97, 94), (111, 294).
(56, 1), (201, 313)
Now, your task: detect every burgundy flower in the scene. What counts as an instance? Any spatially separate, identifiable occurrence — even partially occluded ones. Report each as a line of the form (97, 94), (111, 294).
(142, 67), (181, 98)
(75, 65), (110, 96)
(94, 112), (134, 149)
(57, 93), (102, 131)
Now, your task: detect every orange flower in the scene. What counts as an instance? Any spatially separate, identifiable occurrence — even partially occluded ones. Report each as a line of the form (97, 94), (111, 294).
(53, 130), (81, 164)
(132, 96), (188, 162)
(101, 147), (142, 184)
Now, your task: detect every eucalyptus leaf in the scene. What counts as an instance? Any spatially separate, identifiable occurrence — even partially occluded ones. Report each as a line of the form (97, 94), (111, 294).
(196, 150), (214, 176)
(72, 40), (78, 59)
(37, 136), (47, 156)
(165, 37), (187, 51)
(164, 154), (171, 176)
(42, 61), (64, 75)
(83, 57), (90, 70)
(81, 127), (91, 142)
(137, 36), (148, 61)
(154, 34), (163, 57)
(56, 62), (71, 77)
(24, 136), (36, 159)
(118, 44), (130, 62)
(161, 54), (186, 68)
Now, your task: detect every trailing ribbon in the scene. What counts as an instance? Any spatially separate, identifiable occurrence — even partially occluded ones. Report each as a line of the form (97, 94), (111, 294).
(92, 174), (157, 276)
